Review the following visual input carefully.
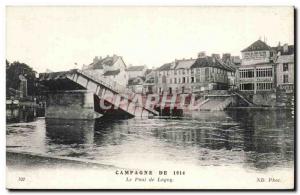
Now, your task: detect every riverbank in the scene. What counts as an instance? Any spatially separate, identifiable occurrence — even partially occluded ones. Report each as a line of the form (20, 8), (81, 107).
(227, 106), (294, 110)
(6, 150), (294, 189)
(6, 150), (117, 170)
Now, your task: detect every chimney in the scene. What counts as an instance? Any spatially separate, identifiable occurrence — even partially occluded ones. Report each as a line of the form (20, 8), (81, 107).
(283, 43), (288, 53)
(222, 53), (231, 61)
(93, 56), (99, 63)
(211, 53), (220, 59)
(198, 51), (206, 58)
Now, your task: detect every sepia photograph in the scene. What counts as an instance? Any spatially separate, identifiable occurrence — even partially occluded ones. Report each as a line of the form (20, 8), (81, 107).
(5, 6), (295, 190)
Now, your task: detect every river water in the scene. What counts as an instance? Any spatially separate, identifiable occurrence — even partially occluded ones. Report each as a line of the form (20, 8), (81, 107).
(6, 108), (294, 171)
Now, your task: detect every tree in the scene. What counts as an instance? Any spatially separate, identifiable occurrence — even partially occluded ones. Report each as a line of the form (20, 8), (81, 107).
(6, 60), (37, 97)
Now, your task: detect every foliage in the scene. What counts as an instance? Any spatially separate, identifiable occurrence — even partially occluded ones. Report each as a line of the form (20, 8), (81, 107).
(6, 60), (37, 97)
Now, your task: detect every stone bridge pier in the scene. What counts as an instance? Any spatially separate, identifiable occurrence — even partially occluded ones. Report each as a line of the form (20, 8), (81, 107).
(45, 90), (101, 120)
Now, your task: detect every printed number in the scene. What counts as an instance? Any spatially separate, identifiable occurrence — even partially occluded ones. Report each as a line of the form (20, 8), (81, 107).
(18, 177), (25, 182)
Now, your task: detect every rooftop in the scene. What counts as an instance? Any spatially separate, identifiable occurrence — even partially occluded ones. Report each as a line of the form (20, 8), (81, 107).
(127, 65), (146, 71)
(175, 59), (196, 69)
(156, 62), (174, 71)
(128, 76), (145, 85)
(88, 55), (120, 70)
(273, 45), (294, 55)
(241, 40), (271, 52)
(191, 56), (234, 71)
(103, 69), (120, 76)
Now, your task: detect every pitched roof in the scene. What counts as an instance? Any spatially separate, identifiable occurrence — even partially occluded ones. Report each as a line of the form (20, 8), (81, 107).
(273, 45), (294, 55)
(191, 56), (233, 71)
(103, 69), (120, 76)
(241, 40), (271, 52)
(144, 69), (152, 75)
(88, 55), (120, 70)
(128, 76), (145, 85)
(127, 65), (146, 71)
(276, 55), (294, 64)
(175, 59), (196, 69)
(89, 60), (104, 69)
(156, 63), (173, 71)
(145, 77), (155, 84)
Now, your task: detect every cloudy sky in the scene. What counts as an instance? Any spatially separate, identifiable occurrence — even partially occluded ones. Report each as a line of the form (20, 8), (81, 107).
(6, 6), (294, 72)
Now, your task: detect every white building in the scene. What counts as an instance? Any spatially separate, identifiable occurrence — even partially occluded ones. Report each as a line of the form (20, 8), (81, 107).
(275, 43), (294, 92)
(155, 53), (234, 94)
(127, 65), (147, 79)
(84, 55), (129, 87)
(238, 40), (276, 93)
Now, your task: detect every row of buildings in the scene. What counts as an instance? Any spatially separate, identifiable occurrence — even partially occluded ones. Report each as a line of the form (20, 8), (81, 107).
(82, 39), (294, 106)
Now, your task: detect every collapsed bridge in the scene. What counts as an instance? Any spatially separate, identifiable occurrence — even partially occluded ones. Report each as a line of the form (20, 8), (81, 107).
(39, 69), (158, 119)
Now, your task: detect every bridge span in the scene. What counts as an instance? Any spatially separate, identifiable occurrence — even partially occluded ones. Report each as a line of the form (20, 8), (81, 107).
(39, 69), (158, 119)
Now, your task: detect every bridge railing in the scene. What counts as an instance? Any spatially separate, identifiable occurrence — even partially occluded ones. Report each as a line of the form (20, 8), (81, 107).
(76, 69), (158, 115)
(76, 69), (135, 97)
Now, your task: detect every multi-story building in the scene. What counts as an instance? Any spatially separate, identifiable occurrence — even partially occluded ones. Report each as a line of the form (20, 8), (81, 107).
(84, 55), (129, 87)
(127, 65), (147, 79)
(221, 53), (241, 88)
(238, 40), (277, 94)
(191, 53), (235, 92)
(143, 69), (156, 94)
(127, 76), (145, 93)
(155, 52), (234, 94)
(275, 43), (294, 93)
(238, 40), (295, 106)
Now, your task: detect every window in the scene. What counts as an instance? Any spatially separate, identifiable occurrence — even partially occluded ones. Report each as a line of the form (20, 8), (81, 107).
(239, 83), (254, 91)
(191, 77), (194, 83)
(256, 68), (272, 77)
(239, 69), (254, 78)
(257, 82), (273, 91)
(283, 75), (289, 83)
(182, 77), (186, 83)
(174, 78), (177, 84)
(283, 63), (289, 72)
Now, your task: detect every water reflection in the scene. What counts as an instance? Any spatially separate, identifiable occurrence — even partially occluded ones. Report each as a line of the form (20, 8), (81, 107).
(46, 119), (94, 145)
(6, 107), (45, 123)
(6, 107), (36, 123)
(228, 110), (294, 169)
(6, 109), (294, 170)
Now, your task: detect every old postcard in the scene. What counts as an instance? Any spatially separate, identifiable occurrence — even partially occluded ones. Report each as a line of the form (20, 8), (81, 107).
(6, 6), (295, 189)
